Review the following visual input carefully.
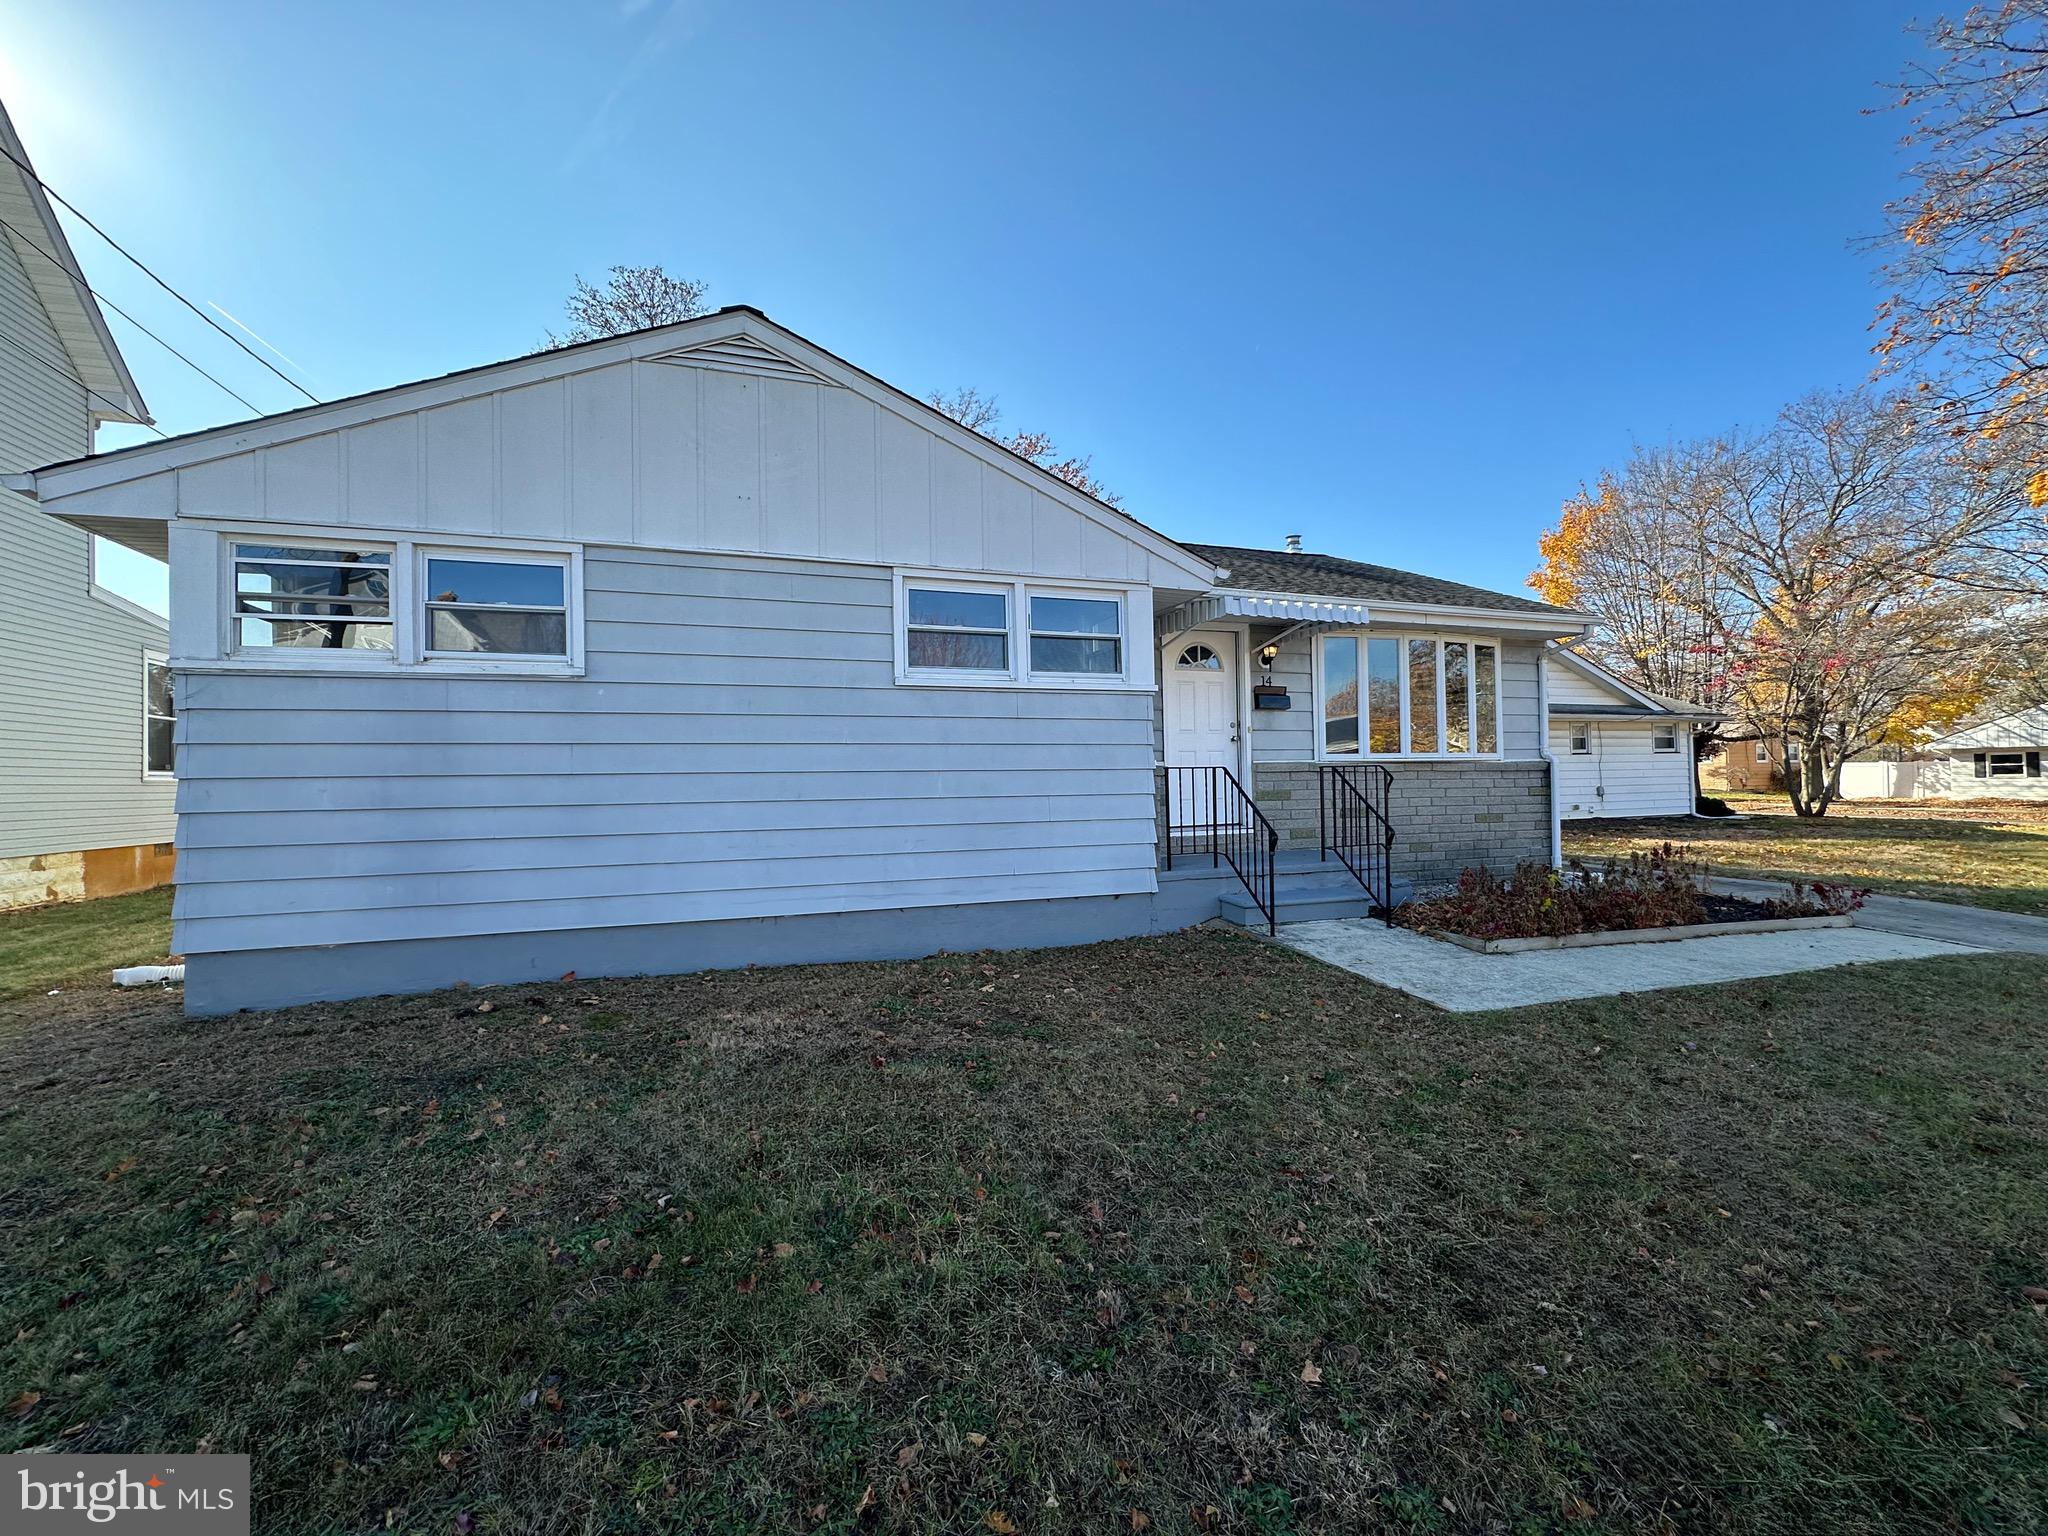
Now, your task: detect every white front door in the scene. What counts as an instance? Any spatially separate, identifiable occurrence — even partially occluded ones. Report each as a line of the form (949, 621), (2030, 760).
(1163, 630), (1242, 826)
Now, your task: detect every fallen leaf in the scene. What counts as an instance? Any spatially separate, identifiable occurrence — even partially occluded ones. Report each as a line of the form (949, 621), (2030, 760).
(102, 1156), (138, 1183)
(965, 1432), (989, 1449)
(1131, 1511), (1151, 1532)
(6, 1390), (40, 1420)
(896, 1441), (922, 1468)
(1299, 1360), (1323, 1385)
(475, 1000), (495, 1014)
(984, 1514), (1018, 1535)
(855, 1484), (876, 1519)
(736, 1274), (757, 1296)
(772, 1241), (796, 1260)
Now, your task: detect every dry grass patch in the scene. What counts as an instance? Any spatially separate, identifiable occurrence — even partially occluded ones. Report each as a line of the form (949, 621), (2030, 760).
(1, 931), (2045, 1533)
(1567, 797), (2048, 916)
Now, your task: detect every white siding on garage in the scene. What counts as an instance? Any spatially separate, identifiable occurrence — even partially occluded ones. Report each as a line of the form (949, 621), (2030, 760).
(168, 547), (1160, 957)
(0, 229), (175, 860)
(1551, 719), (1694, 818)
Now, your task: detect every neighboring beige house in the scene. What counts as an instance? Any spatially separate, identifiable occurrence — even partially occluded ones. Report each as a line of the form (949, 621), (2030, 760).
(0, 98), (175, 908)
(1717, 734), (1802, 793)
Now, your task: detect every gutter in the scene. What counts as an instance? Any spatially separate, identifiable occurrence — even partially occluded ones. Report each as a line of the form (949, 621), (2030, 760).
(1537, 646), (1562, 867)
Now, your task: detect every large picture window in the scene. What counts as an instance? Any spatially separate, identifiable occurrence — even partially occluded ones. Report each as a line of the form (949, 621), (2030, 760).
(1322, 633), (1501, 758)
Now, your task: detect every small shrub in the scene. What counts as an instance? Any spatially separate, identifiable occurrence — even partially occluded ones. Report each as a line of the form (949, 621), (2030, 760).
(1766, 880), (1870, 917)
(1694, 793), (1735, 817)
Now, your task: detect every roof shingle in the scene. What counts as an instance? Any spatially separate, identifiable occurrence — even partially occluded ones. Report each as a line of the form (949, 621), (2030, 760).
(1183, 543), (1575, 617)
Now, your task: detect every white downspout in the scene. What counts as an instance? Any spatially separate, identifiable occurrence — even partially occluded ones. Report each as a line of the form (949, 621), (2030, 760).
(1537, 645), (1561, 867)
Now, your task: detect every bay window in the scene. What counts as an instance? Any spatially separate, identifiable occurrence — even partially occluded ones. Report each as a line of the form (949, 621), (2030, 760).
(1322, 633), (1501, 758)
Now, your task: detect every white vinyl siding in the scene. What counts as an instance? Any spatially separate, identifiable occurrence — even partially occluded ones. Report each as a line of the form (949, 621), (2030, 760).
(0, 226), (175, 858)
(168, 548), (1160, 957)
(1551, 719), (1694, 818)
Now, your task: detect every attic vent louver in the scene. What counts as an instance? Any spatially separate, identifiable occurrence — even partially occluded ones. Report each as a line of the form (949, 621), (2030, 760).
(652, 333), (836, 386)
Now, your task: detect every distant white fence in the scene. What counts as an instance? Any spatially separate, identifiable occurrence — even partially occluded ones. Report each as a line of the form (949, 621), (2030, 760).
(1837, 759), (1944, 800)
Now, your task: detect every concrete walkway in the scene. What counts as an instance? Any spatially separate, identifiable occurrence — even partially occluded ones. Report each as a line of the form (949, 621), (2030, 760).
(1710, 876), (2048, 955)
(1273, 917), (1985, 1012)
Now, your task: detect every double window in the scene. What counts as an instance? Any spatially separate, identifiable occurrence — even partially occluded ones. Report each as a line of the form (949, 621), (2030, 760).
(1320, 633), (1498, 758)
(227, 539), (577, 668)
(898, 575), (1130, 686)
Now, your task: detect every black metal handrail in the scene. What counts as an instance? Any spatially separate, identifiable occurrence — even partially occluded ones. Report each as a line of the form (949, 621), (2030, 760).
(1319, 763), (1397, 925)
(1161, 765), (1280, 934)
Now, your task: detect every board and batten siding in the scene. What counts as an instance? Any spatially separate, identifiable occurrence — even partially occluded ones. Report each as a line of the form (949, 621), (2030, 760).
(72, 345), (1199, 592)
(168, 547), (1160, 957)
(0, 229), (174, 860)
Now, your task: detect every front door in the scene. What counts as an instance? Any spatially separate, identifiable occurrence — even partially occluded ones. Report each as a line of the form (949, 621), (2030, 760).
(1163, 630), (1242, 827)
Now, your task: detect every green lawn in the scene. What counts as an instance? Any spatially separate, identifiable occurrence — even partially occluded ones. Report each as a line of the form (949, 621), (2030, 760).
(2, 927), (2044, 1532)
(0, 887), (173, 1005)
(1567, 796), (2048, 917)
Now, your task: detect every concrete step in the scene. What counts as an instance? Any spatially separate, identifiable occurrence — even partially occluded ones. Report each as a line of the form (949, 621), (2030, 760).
(1217, 871), (1414, 928)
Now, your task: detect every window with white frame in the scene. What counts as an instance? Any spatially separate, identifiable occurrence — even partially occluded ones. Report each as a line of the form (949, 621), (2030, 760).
(904, 584), (1010, 673)
(143, 653), (174, 778)
(1569, 722), (1591, 754)
(1755, 741), (1769, 761)
(232, 542), (393, 652)
(1652, 722), (1678, 752)
(1990, 751), (2026, 776)
(226, 536), (578, 667)
(422, 552), (569, 657)
(1320, 633), (1499, 758)
(896, 574), (1132, 686)
(1028, 593), (1121, 675)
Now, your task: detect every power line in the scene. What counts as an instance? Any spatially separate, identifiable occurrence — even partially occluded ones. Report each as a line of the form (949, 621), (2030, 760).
(0, 140), (320, 405)
(0, 213), (264, 415)
(0, 328), (169, 438)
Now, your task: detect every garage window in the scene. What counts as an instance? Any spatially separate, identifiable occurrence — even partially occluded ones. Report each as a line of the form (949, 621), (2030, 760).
(1652, 723), (1678, 753)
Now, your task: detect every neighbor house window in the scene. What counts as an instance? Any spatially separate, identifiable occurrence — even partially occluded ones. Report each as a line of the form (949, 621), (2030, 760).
(232, 542), (393, 651)
(422, 552), (569, 657)
(1569, 723), (1591, 754)
(1990, 751), (2026, 776)
(1652, 723), (1678, 752)
(1322, 633), (1500, 757)
(1785, 740), (1802, 767)
(905, 585), (1010, 672)
(143, 653), (174, 778)
(1755, 742), (1769, 761)
(1028, 593), (1121, 676)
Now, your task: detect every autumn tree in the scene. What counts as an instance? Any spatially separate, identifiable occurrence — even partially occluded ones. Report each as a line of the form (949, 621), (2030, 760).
(543, 264), (712, 349)
(925, 386), (1121, 507)
(1529, 446), (1745, 772)
(1705, 392), (2016, 815)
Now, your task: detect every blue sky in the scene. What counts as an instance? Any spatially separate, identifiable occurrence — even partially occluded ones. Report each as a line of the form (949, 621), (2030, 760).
(2, 1), (1929, 615)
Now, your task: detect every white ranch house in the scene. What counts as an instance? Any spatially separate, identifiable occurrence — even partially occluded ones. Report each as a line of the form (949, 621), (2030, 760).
(10, 308), (1635, 1013)
(1837, 707), (2048, 801)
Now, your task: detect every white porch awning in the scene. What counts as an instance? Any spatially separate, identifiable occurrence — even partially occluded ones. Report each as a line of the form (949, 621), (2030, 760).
(1154, 591), (1372, 639)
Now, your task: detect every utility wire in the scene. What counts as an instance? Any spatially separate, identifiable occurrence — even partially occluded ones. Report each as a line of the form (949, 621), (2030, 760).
(0, 328), (169, 438)
(0, 213), (265, 415)
(0, 140), (320, 405)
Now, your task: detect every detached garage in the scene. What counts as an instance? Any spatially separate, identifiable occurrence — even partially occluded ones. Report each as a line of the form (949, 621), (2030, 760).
(1546, 646), (1717, 820)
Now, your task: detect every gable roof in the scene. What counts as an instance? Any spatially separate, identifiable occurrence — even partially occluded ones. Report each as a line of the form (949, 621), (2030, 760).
(1927, 704), (2048, 751)
(13, 305), (1219, 585)
(1186, 542), (1584, 619)
(1546, 645), (1720, 719)
(0, 99), (148, 425)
